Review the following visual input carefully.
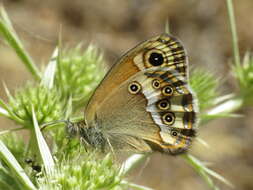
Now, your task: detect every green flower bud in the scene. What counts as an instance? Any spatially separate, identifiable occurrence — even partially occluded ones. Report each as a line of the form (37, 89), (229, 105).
(38, 153), (125, 190)
(56, 45), (106, 106)
(8, 84), (64, 128)
(234, 53), (253, 104)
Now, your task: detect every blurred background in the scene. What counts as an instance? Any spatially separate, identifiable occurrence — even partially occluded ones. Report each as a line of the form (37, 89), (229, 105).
(0, 0), (253, 189)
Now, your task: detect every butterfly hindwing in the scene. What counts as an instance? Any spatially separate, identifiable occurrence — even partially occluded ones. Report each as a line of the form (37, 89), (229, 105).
(83, 33), (198, 155)
(133, 67), (198, 154)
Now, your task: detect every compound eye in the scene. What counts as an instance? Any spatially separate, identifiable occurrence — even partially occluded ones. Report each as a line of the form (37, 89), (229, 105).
(162, 112), (175, 125)
(128, 81), (142, 94)
(162, 86), (173, 96)
(152, 79), (161, 89)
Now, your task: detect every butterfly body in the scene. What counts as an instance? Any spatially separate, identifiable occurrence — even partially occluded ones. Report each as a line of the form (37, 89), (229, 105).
(73, 34), (198, 155)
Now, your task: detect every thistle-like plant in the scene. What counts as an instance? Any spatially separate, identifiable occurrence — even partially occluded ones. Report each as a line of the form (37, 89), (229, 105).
(0, 0), (251, 189)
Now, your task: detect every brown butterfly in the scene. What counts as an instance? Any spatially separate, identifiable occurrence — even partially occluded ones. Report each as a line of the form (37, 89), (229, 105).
(68, 33), (199, 155)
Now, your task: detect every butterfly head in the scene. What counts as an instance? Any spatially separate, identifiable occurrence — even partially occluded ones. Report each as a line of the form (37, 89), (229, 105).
(66, 119), (108, 151)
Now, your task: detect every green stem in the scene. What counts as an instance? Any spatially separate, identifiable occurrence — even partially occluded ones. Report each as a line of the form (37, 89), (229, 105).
(226, 0), (241, 67)
(0, 6), (41, 81)
(201, 97), (243, 123)
(120, 154), (149, 176)
(182, 154), (219, 190)
(0, 140), (36, 190)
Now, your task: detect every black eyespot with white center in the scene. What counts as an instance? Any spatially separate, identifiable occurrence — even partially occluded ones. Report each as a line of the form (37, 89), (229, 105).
(162, 112), (175, 125)
(152, 79), (161, 89)
(149, 52), (164, 66)
(162, 86), (173, 96)
(157, 99), (170, 110)
(144, 49), (165, 67)
(171, 130), (178, 137)
(128, 81), (142, 94)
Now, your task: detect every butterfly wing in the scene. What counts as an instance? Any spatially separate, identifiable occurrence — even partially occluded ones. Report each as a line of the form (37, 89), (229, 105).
(85, 34), (188, 122)
(84, 34), (198, 154)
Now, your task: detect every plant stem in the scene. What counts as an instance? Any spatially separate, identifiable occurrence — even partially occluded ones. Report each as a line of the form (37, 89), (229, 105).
(0, 6), (41, 80)
(120, 154), (149, 176)
(0, 140), (36, 190)
(226, 0), (241, 67)
(182, 154), (219, 190)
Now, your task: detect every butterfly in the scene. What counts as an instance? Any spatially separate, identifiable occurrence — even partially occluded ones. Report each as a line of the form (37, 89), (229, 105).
(68, 33), (199, 155)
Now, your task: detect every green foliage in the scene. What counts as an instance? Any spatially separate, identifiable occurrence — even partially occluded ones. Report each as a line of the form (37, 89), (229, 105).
(38, 154), (125, 190)
(0, 0), (251, 190)
(0, 139), (36, 190)
(0, 5), (127, 190)
(0, 134), (25, 164)
(190, 69), (219, 111)
(56, 45), (106, 107)
(0, 166), (24, 190)
(233, 52), (253, 104)
(0, 134), (27, 190)
(0, 6), (41, 80)
(7, 85), (64, 127)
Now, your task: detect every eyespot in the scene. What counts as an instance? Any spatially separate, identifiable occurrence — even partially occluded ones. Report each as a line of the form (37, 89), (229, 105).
(157, 99), (170, 110)
(171, 130), (178, 137)
(162, 112), (175, 125)
(152, 79), (161, 89)
(144, 49), (165, 67)
(128, 81), (142, 94)
(149, 52), (164, 66)
(162, 86), (173, 96)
